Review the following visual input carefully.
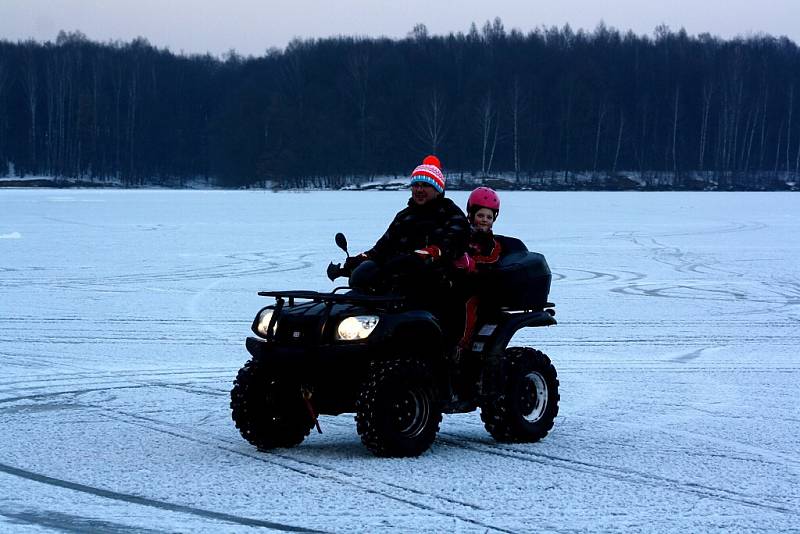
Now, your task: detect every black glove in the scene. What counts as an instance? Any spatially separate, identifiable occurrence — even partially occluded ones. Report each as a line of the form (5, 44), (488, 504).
(327, 262), (345, 281)
(343, 254), (368, 273)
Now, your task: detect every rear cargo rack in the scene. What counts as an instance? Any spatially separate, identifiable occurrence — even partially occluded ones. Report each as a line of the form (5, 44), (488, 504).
(258, 290), (405, 309)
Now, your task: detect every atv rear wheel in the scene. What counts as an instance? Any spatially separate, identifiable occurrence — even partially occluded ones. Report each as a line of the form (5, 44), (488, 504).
(480, 347), (559, 443)
(230, 360), (314, 450)
(355, 359), (442, 457)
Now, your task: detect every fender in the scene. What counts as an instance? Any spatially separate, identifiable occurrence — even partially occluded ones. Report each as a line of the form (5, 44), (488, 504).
(370, 310), (444, 359)
(474, 310), (556, 397)
(479, 310), (556, 358)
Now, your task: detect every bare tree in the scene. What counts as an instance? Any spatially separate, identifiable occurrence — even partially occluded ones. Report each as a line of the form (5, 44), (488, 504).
(0, 58), (6, 102)
(111, 60), (124, 178)
(22, 46), (38, 166)
(44, 51), (66, 175)
(0, 57), (8, 168)
(730, 79), (744, 172)
(560, 83), (575, 181)
(773, 121), (784, 175)
(743, 104), (760, 173)
(90, 52), (102, 180)
(671, 86), (680, 173)
(758, 86), (769, 170)
(612, 110), (625, 174)
(509, 77), (528, 178)
(636, 97), (649, 175)
(344, 49), (370, 167)
(478, 93), (499, 175)
(414, 89), (447, 154)
(795, 131), (800, 176)
(593, 100), (607, 172)
(698, 82), (713, 170)
(785, 85), (794, 172)
(282, 45), (307, 114)
(127, 57), (139, 183)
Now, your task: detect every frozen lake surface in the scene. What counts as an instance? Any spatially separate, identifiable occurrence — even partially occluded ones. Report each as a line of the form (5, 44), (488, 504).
(0, 190), (798, 533)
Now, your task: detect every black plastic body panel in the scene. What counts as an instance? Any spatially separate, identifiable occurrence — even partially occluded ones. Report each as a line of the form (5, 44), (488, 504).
(481, 236), (552, 310)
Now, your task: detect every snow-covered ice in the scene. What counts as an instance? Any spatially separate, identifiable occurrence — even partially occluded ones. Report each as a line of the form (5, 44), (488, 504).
(0, 189), (798, 533)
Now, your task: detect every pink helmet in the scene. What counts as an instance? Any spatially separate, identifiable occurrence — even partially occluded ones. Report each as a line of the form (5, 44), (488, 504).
(466, 187), (500, 218)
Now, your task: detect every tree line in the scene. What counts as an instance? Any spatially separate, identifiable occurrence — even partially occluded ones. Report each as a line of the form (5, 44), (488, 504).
(0, 21), (798, 189)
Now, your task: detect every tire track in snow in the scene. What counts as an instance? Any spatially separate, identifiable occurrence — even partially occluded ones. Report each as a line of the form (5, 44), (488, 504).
(0, 368), (232, 407)
(0, 251), (314, 290)
(565, 415), (800, 473)
(4, 375), (797, 527)
(437, 435), (798, 516)
(612, 221), (767, 242)
(609, 280), (800, 318)
(551, 268), (646, 285)
(0, 383), (513, 533)
(556, 268), (620, 283)
(0, 372), (227, 401)
(0, 509), (166, 534)
(90, 407), (514, 534)
(670, 346), (723, 363)
(0, 461), (324, 533)
(655, 221), (768, 239)
(0, 367), (231, 389)
(608, 230), (749, 293)
(0, 384), (162, 406)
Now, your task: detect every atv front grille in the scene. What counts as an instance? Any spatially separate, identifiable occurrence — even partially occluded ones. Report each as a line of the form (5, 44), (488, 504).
(274, 310), (325, 345)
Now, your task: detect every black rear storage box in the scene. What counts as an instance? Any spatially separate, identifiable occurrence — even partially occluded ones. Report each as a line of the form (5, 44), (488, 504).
(480, 235), (551, 310)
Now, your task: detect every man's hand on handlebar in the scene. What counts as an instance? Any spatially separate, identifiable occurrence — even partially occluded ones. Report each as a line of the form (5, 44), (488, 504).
(413, 245), (441, 263)
(343, 253), (369, 273)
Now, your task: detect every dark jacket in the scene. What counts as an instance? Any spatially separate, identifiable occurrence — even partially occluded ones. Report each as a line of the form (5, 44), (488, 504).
(366, 195), (470, 265)
(467, 228), (502, 269)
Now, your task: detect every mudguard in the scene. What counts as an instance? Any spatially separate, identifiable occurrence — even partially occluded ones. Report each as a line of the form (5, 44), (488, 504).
(373, 310), (444, 359)
(479, 311), (556, 357)
(473, 310), (556, 397)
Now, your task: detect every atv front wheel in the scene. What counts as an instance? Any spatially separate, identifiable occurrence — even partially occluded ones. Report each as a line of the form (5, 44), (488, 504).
(355, 359), (441, 457)
(480, 347), (559, 443)
(230, 360), (314, 450)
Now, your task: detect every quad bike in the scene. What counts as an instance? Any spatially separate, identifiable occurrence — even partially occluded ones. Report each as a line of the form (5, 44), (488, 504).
(230, 233), (559, 457)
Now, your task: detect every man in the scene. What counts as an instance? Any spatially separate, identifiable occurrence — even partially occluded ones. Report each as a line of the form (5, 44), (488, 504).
(346, 155), (471, 285)
(344, 155), (470, 347)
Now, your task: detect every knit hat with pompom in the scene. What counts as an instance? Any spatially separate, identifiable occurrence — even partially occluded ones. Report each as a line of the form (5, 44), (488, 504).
(410, 155), (445, 193)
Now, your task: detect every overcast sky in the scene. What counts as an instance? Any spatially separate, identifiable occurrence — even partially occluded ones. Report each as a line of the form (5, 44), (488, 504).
(1, 0), (799, 57)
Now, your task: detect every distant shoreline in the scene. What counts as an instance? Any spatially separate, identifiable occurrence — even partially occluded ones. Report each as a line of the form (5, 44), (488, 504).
(0, 178), (796, 192)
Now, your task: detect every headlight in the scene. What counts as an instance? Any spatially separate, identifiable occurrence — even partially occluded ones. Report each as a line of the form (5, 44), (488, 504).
(336, 315), (379, 341)
(254, 308), (276, 338)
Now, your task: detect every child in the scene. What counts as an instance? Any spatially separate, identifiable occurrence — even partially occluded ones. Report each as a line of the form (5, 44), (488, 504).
(456, 187), (502, 353)
(465, 187), (501, 265)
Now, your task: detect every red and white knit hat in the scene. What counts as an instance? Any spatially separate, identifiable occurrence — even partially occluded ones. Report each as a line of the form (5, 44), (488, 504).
(410, 155), (445, 193)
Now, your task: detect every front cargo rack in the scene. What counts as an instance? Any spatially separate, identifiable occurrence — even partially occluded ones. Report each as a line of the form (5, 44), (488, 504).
(258, 290), (405, 309)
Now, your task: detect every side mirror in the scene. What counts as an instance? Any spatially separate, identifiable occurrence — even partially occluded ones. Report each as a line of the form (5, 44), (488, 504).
(335, 232), (348, 255)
